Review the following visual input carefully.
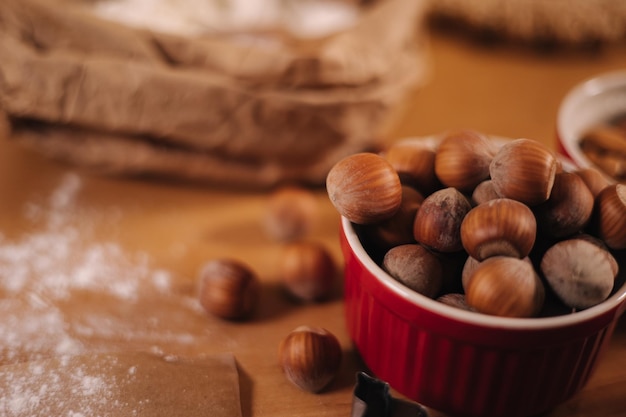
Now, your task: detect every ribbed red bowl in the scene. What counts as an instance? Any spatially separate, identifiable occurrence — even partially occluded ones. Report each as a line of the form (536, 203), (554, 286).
(341, 217), (626, 417)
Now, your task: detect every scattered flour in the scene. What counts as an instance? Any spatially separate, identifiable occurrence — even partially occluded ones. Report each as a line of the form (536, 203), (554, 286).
(0, 174), (224, 416)
(0, 296), (83, 362)
(0, 174), (171, 301)
(0, 173), (197, 364)
(89, 0), (361, 38)
(0, 355), (124, 417)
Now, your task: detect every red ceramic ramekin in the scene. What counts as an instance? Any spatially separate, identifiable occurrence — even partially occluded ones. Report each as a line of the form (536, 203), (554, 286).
(341, 217), (626, 417)
(557, 70), (626, 171)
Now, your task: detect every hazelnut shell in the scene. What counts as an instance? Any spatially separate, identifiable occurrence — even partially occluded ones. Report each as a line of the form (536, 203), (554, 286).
(326, 153), (402, 224)
(413, 187), (472, 253)
(489, 138), (557, 206)
(592, 183), (626, 250)
(434, 129), (498, 193)
(264, 186), (318, 242)
(385, 141), (441, 194)
(198, 258), (259, 320)
(278, 326), (342, 393)
(466, 256), (545, 318)
(382, 244), (443, 298)
(533, 172), (594, 239)
(361, 185), (423, 250)
(461, 198), (537, 261)
(540, 238), (617, 309)
(280, 241), (337, 302)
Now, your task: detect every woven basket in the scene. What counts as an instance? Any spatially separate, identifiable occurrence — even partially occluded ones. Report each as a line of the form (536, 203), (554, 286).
(0, 0), (428, 189)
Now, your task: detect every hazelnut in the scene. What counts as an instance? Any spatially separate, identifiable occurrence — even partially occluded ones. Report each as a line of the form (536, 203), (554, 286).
(434, 129), (498, 193)
(360, 185), (423, 251)
(264, 186), (318, 242)
(413, 187), (472, 253)
(591, 183), (626, 250)
(326, 153), (402, 224)
(533, 172), (594, 239)
(540, 238), (617, 309)
(574, 167), (610, 198)
(384, 140), (441, 194)
(278, 326), (342, 393)
(466, 256), (545, 318)
(571, 233), (619, 277)
(280, 241), (337, 302)
(471, 179), (501, 205)
(462, 255), (533, 291)
(382, 244), (443, 298)
(489, 138), (558, 206)
(461, 256), (481, 292)
(460, 198), (537, 261)
(436, 293), (473, 311)
(198, 258), (260, 320)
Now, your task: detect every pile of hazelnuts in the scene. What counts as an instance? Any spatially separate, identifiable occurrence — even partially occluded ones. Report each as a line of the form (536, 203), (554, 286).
(326, 129), (626, 318)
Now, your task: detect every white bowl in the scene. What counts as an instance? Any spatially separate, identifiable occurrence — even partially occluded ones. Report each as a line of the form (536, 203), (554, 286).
(557, 70), (626, 179)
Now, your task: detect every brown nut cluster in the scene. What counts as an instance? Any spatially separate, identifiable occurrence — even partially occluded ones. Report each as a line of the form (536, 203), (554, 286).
(326, 130), (624, 318)
(279, 241), (337, 302)
(264, 186), (319, 242)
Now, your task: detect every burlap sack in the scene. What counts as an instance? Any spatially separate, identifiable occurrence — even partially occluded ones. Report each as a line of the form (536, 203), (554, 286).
(0, 0), (428, 189)
(426, 0), (626, 45)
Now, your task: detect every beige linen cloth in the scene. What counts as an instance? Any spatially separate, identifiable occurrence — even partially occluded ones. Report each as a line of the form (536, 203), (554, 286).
(427, 0), (626, 44)
(0, 0), (428, 189)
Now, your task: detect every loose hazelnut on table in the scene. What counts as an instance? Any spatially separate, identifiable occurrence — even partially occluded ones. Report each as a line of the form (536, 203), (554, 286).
(263, 186), (318, 242)
(278, 326), (342, 393)
(279, 241), (337, 302)
(197, 258), (260, 320)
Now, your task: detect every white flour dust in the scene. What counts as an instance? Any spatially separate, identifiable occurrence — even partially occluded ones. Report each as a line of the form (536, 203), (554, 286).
(0, 174), (170, 301)
(2, 361), (111, 417)
(0, 355), (135, 417)
(0, 174), (196, 364)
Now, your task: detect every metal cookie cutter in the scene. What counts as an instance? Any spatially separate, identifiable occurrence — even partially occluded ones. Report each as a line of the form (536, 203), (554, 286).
(351, 372), (429, 417)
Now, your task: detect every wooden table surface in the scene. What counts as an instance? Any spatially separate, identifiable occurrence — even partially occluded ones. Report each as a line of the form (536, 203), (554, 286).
(1, 26), (626, 417)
